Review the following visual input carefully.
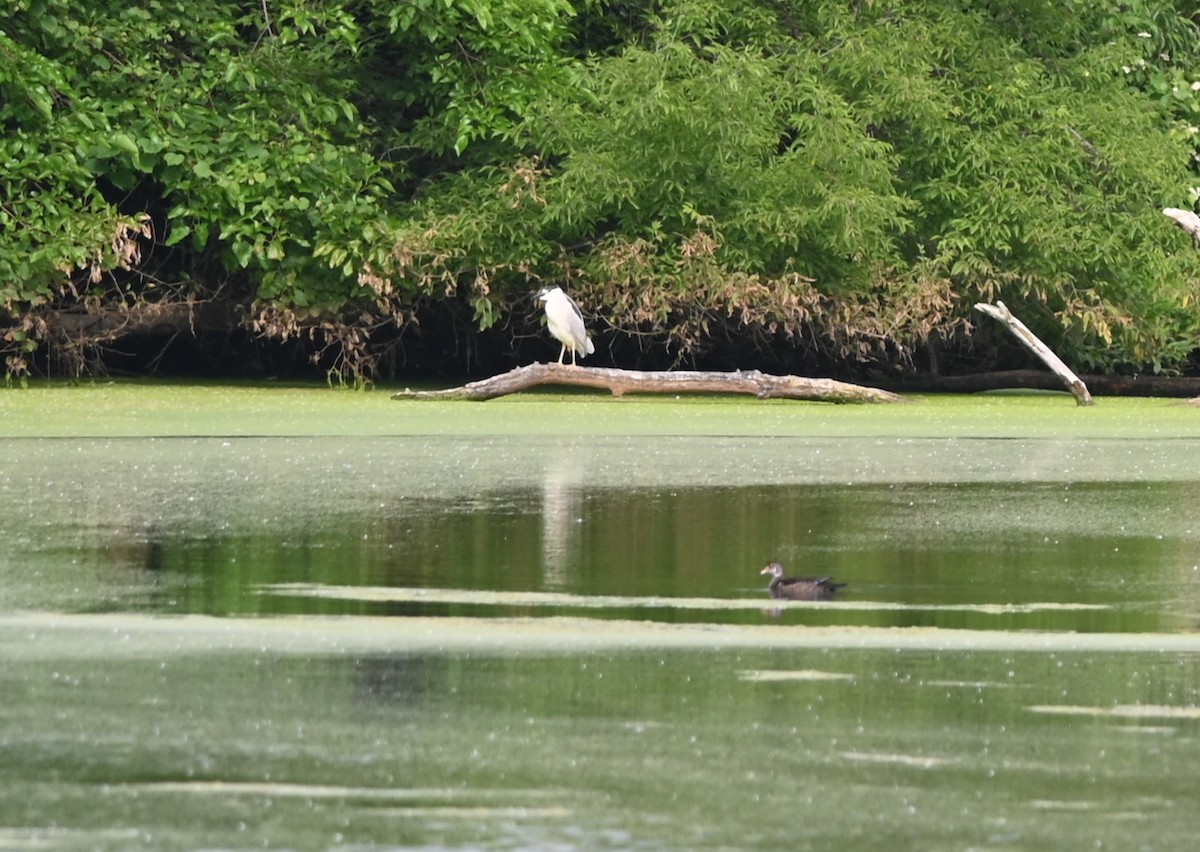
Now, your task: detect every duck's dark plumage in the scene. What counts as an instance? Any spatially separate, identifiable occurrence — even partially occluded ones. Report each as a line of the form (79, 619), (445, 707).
(760, 562), (845, 601)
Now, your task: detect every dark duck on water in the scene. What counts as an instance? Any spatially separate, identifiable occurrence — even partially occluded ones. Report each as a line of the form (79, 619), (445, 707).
(760, 562), (845, 601)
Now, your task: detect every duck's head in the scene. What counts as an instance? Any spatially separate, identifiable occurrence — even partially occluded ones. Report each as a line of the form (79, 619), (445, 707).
(760, 562), (785, 579)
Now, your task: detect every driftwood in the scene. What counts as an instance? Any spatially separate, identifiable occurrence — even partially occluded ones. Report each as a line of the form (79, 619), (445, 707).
(392, 363), (906, 403)
(974, 301), (1094, 406)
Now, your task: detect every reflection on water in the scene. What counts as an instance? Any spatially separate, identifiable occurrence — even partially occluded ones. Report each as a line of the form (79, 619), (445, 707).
(3, 435), (1199, 620)
(3, 434), (1200, 849)
(540, 453), (585, 590)
(6, 436), (1199, 625)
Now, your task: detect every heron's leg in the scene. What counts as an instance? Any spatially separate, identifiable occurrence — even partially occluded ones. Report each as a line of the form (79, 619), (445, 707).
(558, 344), (566, 364)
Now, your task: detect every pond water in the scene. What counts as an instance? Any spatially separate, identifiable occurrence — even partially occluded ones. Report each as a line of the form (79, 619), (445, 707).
(3, 390), (1200, 849)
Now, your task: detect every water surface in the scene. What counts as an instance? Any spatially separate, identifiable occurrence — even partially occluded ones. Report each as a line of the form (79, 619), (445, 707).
(2, 389), (1200, 849)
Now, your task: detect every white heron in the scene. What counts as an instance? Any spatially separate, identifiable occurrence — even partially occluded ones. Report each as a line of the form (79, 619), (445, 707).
(536, 286), (595, 366)
(1163, 207), (1200, 248)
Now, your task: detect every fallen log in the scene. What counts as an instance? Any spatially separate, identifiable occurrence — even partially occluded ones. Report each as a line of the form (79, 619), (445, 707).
(974, 301), (1094, 406)
(393, 363), (906, 403)
(889, 370), (1200, 398)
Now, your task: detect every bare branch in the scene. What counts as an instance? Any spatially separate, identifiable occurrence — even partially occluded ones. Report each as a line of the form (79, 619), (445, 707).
(974, 301), (1093, 405)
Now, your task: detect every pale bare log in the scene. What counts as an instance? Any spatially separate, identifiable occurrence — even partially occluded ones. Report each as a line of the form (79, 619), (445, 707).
(393, 363), (905, 403)
(973, 301), (1094, 406)
(1164, 207), (1200, 248)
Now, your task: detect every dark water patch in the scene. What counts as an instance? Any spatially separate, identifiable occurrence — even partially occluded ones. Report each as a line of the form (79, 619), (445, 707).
(3, 438), (1198, 631)
(25, 478), (1197, 632)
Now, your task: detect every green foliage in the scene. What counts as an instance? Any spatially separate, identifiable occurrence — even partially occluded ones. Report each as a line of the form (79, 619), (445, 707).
(1106, 1), (1200, 154)
(533, 40), (911, 280)
(0, 0), (576, 379)
(376, 0), (1200, 372)
(3, 0), (1200, 378)
(1, 1), (391, 312)
(823, 1), (1200, 371)
(362, 0), (576, 156)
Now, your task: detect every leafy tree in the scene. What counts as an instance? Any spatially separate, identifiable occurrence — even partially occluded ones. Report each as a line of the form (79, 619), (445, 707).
(382, 0), (1200, 373)
(1, 1), (387, 377)
(0, 0), (573, 381)
(4, 0), (1200, 380)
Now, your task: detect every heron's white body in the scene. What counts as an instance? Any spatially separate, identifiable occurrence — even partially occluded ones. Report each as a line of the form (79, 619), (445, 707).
(537, 286), (595, 365)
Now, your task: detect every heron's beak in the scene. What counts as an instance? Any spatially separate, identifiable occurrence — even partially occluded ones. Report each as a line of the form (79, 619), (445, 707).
(759, 566), (773, 575)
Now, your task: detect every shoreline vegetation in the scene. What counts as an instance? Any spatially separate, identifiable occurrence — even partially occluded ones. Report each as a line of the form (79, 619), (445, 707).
(5, 2), (1200, 385)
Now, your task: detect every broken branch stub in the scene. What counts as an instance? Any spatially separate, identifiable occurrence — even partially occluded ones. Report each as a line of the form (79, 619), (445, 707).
(973, 301), (1094, 406)
(1163, 207), (1200, 248)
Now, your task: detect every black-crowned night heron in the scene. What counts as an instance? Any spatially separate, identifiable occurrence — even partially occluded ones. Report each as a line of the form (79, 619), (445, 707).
(760, 562), (845, 601)
(536, 286), (595, 366)
(1164, 207), (1200, 248)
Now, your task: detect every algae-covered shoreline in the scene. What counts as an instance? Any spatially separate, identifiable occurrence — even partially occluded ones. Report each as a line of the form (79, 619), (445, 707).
(2, 380), (1199, 439)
